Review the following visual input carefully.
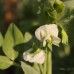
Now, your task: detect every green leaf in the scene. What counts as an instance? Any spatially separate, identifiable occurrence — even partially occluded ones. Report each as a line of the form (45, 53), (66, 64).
(0, 32), (3, 47)
(0, 56), (13, 70)
(21, 61), (39, 74)
(54, 0), (64, 13)
(24, 32), (32, 43)
(44, 0), (54, 10)
(47, 9), (57, 19)
(2, 23), (24, 60)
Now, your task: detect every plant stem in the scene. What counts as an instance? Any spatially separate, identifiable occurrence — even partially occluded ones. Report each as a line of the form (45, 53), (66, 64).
(13, 62), (21, 68)
(33, 63), (41, 74)
(47, 51), (52, 74)
(43, 50), (47, 74)
(39, 64), (43, 74)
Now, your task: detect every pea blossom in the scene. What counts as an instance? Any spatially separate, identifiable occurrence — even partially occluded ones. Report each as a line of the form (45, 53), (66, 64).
(35, 24), (61, 47)
(23, 48), (45, 64)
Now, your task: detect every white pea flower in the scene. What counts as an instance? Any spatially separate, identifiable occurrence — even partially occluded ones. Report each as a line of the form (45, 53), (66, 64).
(23, 48), (45, 64)
(35, 24), (61, 47)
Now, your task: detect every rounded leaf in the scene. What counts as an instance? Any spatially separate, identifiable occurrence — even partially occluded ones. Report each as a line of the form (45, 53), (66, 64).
(0, 56), (13, 70)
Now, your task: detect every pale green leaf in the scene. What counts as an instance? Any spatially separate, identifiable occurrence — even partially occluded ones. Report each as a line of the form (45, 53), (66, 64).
(0, 32), (3, 47)
(24, 32), (32, 43)
(0, 56), (13, 70)
(21, 61), (39, 74)
(2, 23), (24, 60)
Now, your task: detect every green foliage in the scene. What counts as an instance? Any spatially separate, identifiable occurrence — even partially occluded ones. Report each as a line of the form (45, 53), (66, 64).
(0, 0), (73, 74)
(24, 32), (32, 43)
(0, 56), (13, 70)
(54, 0), (64, 13)
(0, 32), (3, 47)
(2, 23), (24, 61)
(59, 0), (74, 23)
(21, 61), (39, 74)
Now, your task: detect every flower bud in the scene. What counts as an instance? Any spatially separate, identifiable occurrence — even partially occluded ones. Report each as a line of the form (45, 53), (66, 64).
(61, 29), (68, 45)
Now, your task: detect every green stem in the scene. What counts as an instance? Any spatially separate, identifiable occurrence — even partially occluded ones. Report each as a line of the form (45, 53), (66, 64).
(39, 64), (43, 74)
(47, 51), (52, 74)
(43, 50), (47, 74)
(13, 62), (21, 68)
(33, 63), (41, 74)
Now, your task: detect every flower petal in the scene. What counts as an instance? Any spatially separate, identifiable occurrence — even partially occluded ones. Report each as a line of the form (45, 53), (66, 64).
(48, 24), (58, 37)
(35, 26), (46, 41)
(23, 53), (32, 61)
(43, 40), (46, 47)
(30, 50), (45, 64)
(43, 34), (51, 47)
(23, 48), (33, 61)
(52, 36), (61, 46)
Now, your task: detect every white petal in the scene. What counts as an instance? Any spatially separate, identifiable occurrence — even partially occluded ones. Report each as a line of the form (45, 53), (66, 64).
(52, 36), (61, 46)
(43, 34), (51, 47)
(44, 34), (51, 41)
(23, 53), (32, 61)
(35, 24), (58, 42)
(35, 25), (51, 41)
(43, 40), (46, 47)
(23, 48), (45, 64)
(48, 24), (58, 37)
(35, 26), (46, 41)
(30, 50), (45, 64)
(23, 48), (33, 61)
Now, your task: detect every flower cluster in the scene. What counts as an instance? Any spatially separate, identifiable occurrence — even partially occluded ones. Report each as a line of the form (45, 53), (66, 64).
(23, 24), (61, 64)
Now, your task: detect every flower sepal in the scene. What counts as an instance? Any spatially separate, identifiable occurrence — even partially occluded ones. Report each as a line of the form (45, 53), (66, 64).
(47, 42), (52, 52)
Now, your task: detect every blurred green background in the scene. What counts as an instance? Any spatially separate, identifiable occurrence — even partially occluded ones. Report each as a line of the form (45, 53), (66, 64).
(0, 0), (74, 74)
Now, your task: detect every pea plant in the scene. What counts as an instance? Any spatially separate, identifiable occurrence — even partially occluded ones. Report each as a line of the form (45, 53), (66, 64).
(0, 0), (70, 74)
